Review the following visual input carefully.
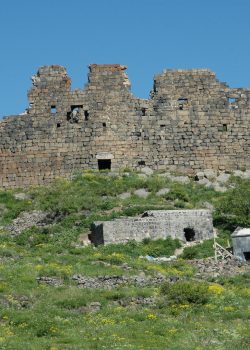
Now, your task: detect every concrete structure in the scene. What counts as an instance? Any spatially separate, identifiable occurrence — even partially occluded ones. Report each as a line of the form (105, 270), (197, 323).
(1, 64), (250, 188)
(232, 227), (250, 261)
(89, 209), (213, 245)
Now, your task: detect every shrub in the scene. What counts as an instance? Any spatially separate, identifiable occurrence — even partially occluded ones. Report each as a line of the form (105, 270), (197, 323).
(215, 179), (250, 227)
(140, 237), (181, 257)
(160, 280), (209, 304)
(181, 239), (215, 259)
(165, 189), (189, 202)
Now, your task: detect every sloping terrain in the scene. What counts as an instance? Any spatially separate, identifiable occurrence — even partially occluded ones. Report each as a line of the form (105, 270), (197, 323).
(0, 170), (249, 350)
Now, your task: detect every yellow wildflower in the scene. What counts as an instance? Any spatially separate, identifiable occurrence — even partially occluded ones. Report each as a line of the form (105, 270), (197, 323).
(223, 306), (235, 312)
(147, 314), (157, 320)
(167, 328), (178, 334)
(208, 284), (225, 295)
(35, 264), (44, 270)
(49, 326), (59, 334)
(101, 318), (115, 325)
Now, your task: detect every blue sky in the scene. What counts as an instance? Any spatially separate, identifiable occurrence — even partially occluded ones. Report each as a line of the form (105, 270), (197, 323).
(0, 0), (250, 117)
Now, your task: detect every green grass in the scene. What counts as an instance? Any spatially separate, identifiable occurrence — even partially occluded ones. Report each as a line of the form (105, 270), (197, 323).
(0, 171), (249, 349)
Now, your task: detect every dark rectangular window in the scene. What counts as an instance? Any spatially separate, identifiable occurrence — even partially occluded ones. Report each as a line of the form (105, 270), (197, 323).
(218, 124), (228, 132)
(84, 110), (89, 120)
(98, 159), (111, 170)
(71, 105), (83, 111)
(178, 98), (188, 110)
(51, 106), (57, 114)
(138, 160), (145, 166)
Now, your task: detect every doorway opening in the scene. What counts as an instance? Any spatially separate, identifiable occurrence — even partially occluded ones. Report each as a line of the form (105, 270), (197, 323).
(184, 228), (196, 242)
(98, 159), (111, 171)
(243, 252), (250, 261)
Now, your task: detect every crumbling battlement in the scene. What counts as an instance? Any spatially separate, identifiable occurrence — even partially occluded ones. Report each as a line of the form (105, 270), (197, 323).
(0, 64), (250, 188)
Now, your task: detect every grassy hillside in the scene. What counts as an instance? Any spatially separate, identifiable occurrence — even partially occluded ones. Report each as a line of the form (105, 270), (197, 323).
(0, 171), (249, 349)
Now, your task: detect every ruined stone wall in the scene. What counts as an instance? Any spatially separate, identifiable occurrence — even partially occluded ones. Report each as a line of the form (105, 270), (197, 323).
(0, 64), (250, 188)
(90, 210), (213, 245)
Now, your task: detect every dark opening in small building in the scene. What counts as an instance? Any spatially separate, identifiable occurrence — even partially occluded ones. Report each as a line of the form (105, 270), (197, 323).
(51, 106), (57, 114)
(103, 122), (106, 128)
(138, 160), (145, 166)
(84, 110), (89, 120)
(57, 123), (61, 128)
(243, 252), (250, 261)
(141, 108), (146, 116)
(184, 228), (196, 242)
(98, 159), (111, 171)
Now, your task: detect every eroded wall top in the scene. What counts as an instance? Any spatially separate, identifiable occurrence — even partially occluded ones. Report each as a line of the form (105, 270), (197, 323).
(0, 64), (250, 188)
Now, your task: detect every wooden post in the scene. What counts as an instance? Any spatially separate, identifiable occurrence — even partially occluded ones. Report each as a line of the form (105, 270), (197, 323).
(214, 232), (217, 262)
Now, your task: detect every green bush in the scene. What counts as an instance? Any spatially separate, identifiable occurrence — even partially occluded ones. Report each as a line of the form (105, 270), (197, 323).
(165, 189), (189, 202)
(140, 237), (181, 257)
(160, 280), (209, 304)
(215, 179), (250, 227)
(181, 239), (215, 259)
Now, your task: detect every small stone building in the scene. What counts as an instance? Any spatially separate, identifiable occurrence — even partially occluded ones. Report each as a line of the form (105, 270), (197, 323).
(89, 209), (213, 245)
(232, 227), (250, 261)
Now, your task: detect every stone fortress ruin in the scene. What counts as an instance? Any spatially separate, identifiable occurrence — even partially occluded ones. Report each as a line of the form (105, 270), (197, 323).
(0, 63), (250, 188)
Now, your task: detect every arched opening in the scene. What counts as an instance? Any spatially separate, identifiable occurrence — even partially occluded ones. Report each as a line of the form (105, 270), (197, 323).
(184, 227), (195, 242)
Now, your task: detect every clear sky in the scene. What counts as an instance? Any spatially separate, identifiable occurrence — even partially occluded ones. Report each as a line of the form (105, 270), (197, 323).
(1, 0), (250, 117)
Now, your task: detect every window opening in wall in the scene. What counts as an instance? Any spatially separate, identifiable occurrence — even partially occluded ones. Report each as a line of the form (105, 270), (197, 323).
(243, 252), (250, 261)
(177, 98), (188, 110)
(184, 227), (196, 242)
(71, 105), (83, 111)
(133, 131), (141, 137)
(228, 97), (236, 104)
(98, 159), (111, 171)
(141, 108), (146, 116)
(138, 160), (145, 166)
(51, 106), (57, 114)
(66, 105), (83, 123)
(57, 123), (61, 128)
(218, 124), (228, 132)
(160, 124), (166, 128)
(84, 110), (89, 120)
(103, 122), (106, 128)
